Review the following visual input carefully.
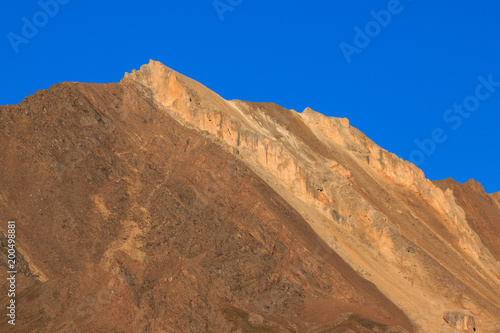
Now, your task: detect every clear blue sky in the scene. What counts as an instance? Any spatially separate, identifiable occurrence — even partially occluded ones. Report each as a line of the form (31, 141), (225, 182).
(1, 1), (499, 193)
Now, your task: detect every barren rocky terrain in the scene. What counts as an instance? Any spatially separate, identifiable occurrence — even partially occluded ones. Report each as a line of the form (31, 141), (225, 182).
(1, 60), (499, 332)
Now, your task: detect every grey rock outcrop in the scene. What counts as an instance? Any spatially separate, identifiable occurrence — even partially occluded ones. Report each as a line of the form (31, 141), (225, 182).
(444, 310), (475, 332)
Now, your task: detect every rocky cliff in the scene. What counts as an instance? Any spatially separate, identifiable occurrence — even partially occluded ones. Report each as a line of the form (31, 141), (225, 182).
(0, 60), (499, 332)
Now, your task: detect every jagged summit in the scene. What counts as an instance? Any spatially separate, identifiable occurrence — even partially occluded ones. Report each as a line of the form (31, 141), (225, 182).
(1, 61), (499, 332)
(123, 59), (198, 93)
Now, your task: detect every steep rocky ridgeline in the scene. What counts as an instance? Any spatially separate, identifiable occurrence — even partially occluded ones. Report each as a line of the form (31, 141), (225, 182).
(0, 60), (499, 332)
(124, 60), (500, 332)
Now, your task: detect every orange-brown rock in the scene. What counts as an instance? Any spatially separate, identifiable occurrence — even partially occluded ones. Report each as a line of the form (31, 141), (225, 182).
(491, 191), (500, 206)
(0, 60), (499, 332)
(433, 178), (500, 261)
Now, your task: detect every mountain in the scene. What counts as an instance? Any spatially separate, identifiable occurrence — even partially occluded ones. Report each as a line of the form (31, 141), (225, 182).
(0, 60), (499, 332)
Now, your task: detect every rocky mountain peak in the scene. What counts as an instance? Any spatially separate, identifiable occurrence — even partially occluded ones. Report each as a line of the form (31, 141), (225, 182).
(1, 61), (499, 332)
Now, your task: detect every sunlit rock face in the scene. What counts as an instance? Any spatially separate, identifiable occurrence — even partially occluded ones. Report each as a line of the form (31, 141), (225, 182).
(0, 60), (499, 332)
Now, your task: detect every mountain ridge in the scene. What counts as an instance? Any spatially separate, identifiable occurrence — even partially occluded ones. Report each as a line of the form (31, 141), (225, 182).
(123, 60), (500, 331)
(0, 60), (499, 332)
